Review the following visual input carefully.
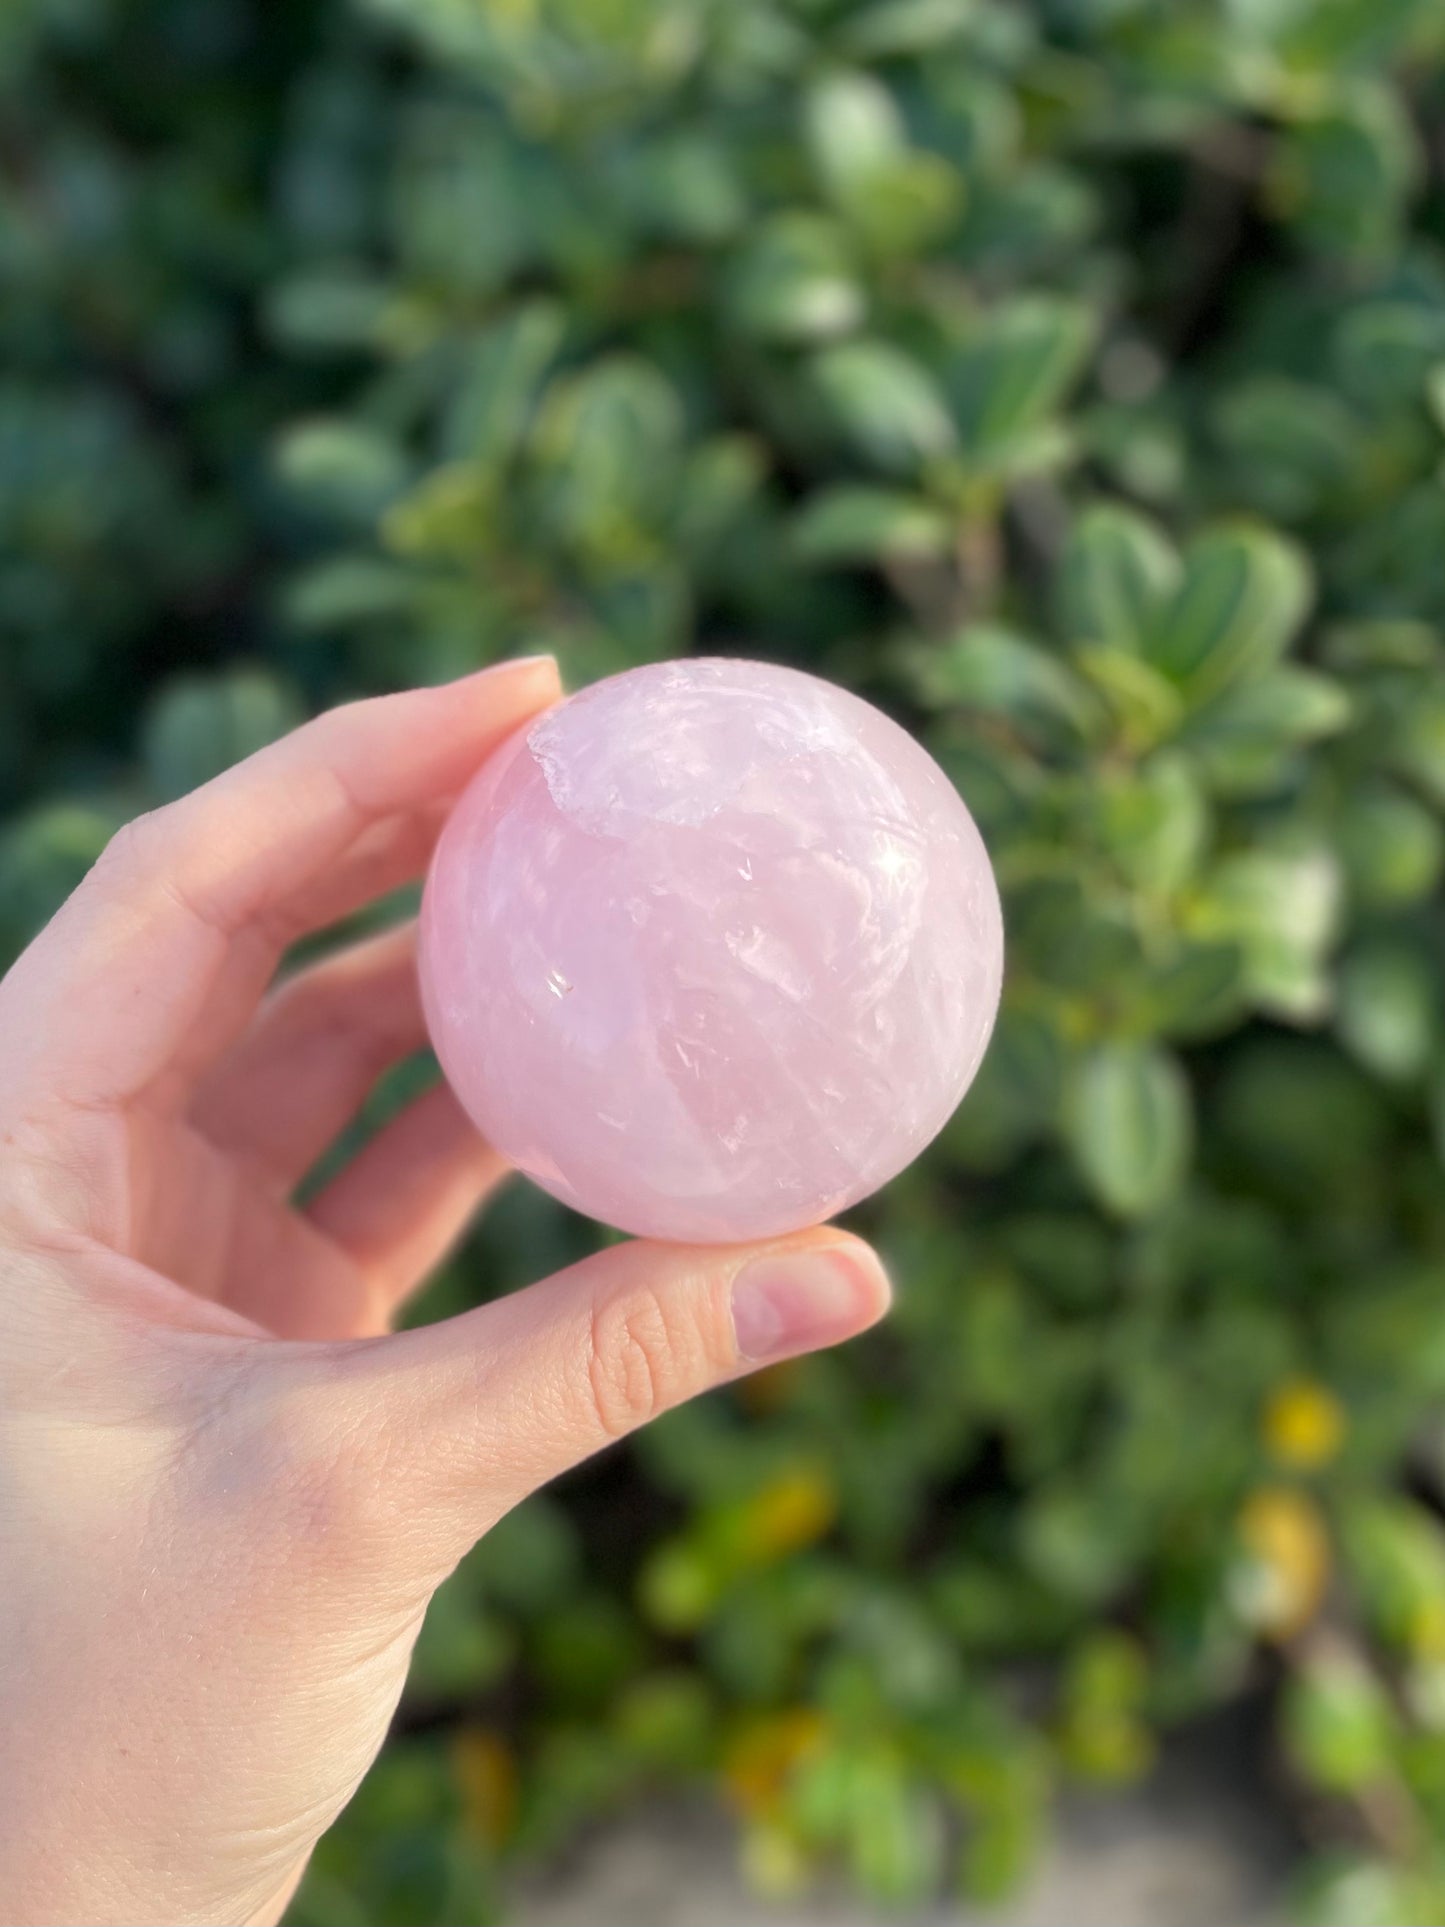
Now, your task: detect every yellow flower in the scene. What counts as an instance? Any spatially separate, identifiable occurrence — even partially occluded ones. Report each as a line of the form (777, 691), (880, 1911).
(737, 1466), (838, 1563)
(1233, 1486), (1331, 1639)
(722, 1709), (829, 1818)
(1410, 1596), (1445, 1662)
(1262, 1377), (1346, 1470)
(452, 1727), (518, 1848)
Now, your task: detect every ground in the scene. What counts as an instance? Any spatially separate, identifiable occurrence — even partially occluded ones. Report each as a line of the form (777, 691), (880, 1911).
(517, 1708), (1293, 1927)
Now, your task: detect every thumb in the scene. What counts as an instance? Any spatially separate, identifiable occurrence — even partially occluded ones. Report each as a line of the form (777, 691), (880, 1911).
(299, 1227), (890, 1583)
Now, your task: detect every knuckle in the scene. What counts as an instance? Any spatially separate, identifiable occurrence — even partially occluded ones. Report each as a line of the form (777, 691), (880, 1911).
(583, 1276), (725, 1443)
(90, 809), (167, 894)
(585, 1288), (676, 1441)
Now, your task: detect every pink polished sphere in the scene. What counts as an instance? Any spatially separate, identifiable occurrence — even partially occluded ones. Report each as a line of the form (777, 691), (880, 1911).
(419, 658), (1003, 1243)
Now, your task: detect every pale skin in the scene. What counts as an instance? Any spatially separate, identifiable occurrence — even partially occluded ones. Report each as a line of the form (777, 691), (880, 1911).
(0, 657), (891, 1927)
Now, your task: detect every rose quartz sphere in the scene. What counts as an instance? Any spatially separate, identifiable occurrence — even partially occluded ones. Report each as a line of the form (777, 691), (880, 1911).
(419, 658), (1003, 1243)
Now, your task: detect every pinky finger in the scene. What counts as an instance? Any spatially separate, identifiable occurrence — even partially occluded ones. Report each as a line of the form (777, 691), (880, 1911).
(306, 1082), (508, 1330)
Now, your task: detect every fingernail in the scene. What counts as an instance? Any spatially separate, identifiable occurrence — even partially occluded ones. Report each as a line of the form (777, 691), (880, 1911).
(455, 655), (558, 687)
(730, 1246), (889, 1363)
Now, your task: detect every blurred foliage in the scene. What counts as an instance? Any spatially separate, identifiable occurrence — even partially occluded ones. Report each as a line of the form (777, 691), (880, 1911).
(6, 0), (1445, 1920)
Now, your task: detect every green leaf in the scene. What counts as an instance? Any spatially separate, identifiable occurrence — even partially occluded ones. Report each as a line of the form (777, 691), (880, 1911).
(389, 112), (541, 296)
(444, 299), (566, 467)
(1271, 82), (1421, 258)
(724, 212), (864, 343)
(1272, 0), (1437, 74)
(1342, 1496), (1445, 1651)
(1012, 878), (1141, 996)
(1065, 1042), (1193, 1219)
(1298, 1858), (1440, 1927)
(264, 267), (391, 353)
(1143, 523), (1312, 701)
(946, 297), (1096, 472)
(382, 462), (493, 561)
(285, 556), (422, 630)
(533, 1593), (646, 1708)
(673, 435), (768, 555)
(791, 486), (951, 564)
(847, 150), (964, 257)
(612, 1672), (716, 1771)
(1188, 844), (1342, 1021)
(1140, 941), (1247, 1041)
(945, 1008), (1063, 1170)
(1322, 619), (1442, 671)
(810, 338), (957, 474)
(274, 418), (408, 518)
(1210, 376), (1357, 521)
(1088, 399), (1187, 505)
(1065, 1629), (1150, 1712)
(465, 1496), (581, 1613)
(1284, 1650), (1398, 1796)
(930, 732), (1039, 841)
(952, 1734), (1048, 1905)
(407, 1583), (514, 1700)
(1336, 941), (1437, 1082)
(1427, 361), (1445, 435)
(1338, 784), (1445, 907)
(0, 802), (127, 960)
(841, 0), (977, 56)
(804, 69), (906, 199)
(620, 132), (747, 244)
(955, 1274), (1042, 1425)
(1180, 666), (1352, 795)
(899, 625), (1097, 748)
(1057, 503), (1180, 655)
(921, 64), (1022, 170)
(1388, 686), (1445, 808)
(1090, 754), (1208, 895)
(1019, 1484), (1142, 1603)
(803, 69), (963, 255)
(1074, 646), (1185, 749)
(844, 1757), (945, 1905)
(1333, 301), (1445, 409)
(636, 1540), (716, 1633)
(531, 355), (684, 548)
(141, 668), (304, 802)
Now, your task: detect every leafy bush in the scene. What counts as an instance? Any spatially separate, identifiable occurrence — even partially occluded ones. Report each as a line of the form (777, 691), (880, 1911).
(7, 0), (1445, 1920)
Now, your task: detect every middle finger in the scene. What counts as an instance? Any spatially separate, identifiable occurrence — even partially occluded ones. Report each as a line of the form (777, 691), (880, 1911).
(189, 922), (427, 1190)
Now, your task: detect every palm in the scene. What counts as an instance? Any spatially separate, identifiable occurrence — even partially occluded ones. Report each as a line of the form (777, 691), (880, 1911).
(4, 1072), (452, 1927)
(123, 1105), (374, 1338)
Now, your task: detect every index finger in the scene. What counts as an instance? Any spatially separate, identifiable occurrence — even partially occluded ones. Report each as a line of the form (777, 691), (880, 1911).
(0, 656), (560, 1114)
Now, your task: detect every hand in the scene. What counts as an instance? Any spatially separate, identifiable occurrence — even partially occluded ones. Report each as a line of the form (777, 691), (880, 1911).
(0, 660), (891, 1927)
